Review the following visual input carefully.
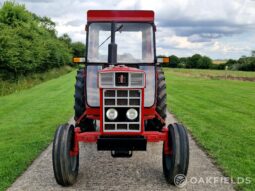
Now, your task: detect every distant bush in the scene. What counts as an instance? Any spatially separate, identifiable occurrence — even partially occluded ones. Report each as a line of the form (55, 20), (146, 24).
(162, 54), (255, 71)
(71, 42), (86, 57)
(209, 64), (226, 70)
(234, 57), (255, 71)
(0, 1), (85, 79)
(165, 54), (213, 69)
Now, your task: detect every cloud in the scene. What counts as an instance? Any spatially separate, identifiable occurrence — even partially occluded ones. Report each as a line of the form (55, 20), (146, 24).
(156, 1), (255, 42)
(2, 0), (255, 59)
(14, 0), (52, 3)
(65, 19), (84, 27)
(211, 41), (249, 53)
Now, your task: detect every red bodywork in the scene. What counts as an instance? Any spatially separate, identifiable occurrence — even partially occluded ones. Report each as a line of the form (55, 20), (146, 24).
(87, 10), (154, 22)
(72, 65), (170, 157)
(71, 10), (170, 157)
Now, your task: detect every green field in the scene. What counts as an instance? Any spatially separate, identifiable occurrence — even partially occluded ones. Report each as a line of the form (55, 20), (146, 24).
(0, 66), (74, 96)
(0, 68), (254, 191)
(164, 68), (255, 191)
(0, 71), (75, 191)
(170, 68), (255, 79)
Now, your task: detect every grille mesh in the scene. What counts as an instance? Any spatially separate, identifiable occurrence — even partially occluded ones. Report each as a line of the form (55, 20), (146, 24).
(117, 124), (127, 130)
(103, 89), (141, 132)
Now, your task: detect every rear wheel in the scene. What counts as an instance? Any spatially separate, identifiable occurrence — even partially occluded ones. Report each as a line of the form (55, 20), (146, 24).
(146, 66), (167, 130)
(163, 123), (189, 185)
(74, 68), (95, 131)
(156, 66), (167, 120)
(52, 124), (79, 186)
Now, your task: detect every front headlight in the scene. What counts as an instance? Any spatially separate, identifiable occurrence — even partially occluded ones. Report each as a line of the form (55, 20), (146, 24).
(126, 108), (138, 120)
(106, 108), (118, 120)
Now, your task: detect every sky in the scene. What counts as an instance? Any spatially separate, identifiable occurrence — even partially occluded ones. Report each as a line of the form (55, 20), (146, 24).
(1, 0), (255, 59)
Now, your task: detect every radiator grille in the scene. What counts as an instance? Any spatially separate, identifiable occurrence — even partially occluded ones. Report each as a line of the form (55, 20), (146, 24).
(103, 89), (141, 132)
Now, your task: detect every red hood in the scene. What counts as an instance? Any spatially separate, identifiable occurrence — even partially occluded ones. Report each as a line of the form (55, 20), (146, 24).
(100, 65), (144, 73)
(87, 10), (154, 22)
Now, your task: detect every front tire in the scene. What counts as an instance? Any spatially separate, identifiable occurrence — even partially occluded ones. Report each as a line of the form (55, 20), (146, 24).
(52, 124), (79, 186)
(163, 123), (189, 185)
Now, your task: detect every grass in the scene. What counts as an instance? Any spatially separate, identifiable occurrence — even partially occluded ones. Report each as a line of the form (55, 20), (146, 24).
(0, 71), (75, 191)
(170, 68), (255, 79)
(164, 68), (255, 191)
(0, 65), (74, 96)
(0, 66), (254, 190)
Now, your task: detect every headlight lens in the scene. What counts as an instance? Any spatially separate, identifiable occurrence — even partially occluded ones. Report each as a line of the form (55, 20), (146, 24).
(126, 108), (138, 120)
(106, 108), (118, 120)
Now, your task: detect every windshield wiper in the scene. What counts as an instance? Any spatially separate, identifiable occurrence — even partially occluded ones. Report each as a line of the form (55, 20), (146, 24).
(98, 24), (123, 48)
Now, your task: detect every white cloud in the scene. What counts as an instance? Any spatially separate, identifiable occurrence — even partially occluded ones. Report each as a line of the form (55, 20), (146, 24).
(211, 41), (248, 53)
(2, 0), (255, 59)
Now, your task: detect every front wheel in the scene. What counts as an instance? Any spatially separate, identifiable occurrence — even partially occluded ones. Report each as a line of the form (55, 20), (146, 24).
(52, 124), (79, 186)
(163, 123), (189, 185)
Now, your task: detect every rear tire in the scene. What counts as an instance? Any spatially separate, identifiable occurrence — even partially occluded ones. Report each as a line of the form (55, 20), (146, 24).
(52, 124), (79, 186)
(156, 66), (167, 120)
(146, 66), (167, 130)
(74, 68), (95, 131)
(163, 123), (189, 185)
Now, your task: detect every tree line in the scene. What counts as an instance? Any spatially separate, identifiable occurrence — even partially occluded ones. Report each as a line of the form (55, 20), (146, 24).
(0, 1), (85, 79)
(162, 54), (255, 71)
(1, 1), (254, 81)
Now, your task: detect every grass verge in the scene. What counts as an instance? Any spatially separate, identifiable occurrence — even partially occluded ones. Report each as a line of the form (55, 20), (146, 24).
(0, 71), (75, 191)
(169, 68), (255, 81)
(164, 68), (255, 191)
(0, 66), (74, 96)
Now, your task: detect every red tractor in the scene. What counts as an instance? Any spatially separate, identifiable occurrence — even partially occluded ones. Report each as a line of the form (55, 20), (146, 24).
(52, 10), (189, 186)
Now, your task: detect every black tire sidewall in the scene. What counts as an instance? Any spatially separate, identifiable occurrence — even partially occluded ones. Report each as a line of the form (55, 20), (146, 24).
(52, 124), (79, 186)
(163, 123), (189, 184)
(74, 68), (95, 131)
(61, 124), (79, 183)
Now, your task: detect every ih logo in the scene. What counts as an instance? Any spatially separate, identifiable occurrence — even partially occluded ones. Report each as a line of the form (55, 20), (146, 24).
(118, 74), (125, 84)
(116, 73), (128, 86)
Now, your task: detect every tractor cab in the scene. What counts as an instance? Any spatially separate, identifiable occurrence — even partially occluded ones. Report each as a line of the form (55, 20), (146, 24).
(86, 11), (155, 65)
(83, 11), (160, 111)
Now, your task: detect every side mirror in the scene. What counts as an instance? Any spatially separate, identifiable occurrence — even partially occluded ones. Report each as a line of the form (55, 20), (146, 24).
(157, 57), (170, 64)
(73, 57), (86, 64)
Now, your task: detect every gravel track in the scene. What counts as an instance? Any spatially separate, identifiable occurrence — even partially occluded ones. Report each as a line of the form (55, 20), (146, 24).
(7, 113), (235, 191)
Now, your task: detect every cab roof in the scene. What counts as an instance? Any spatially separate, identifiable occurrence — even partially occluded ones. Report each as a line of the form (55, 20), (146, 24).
(87, 10), (154, 22)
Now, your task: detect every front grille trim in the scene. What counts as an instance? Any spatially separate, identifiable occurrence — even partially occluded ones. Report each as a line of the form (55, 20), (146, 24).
(99, 72), (145, 88)
(100, 73), (114, 87)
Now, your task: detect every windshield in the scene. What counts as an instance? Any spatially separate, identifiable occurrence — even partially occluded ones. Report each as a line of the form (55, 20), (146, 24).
(87, 23), (154, 63)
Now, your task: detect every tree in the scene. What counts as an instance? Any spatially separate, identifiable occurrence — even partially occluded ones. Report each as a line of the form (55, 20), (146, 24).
(178, 57), (188, 68)
(39, 16), (56, 36)
(186, 54), (202, 68)
(59, 33), (72, 47)
(169, 55), (179, 68)
(226, 59), (237, 66)
(71, 42), (85, 57)
(0, 1), (31, 27)
(0, 1), (73, 78)
(197, 56), (212, 69)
